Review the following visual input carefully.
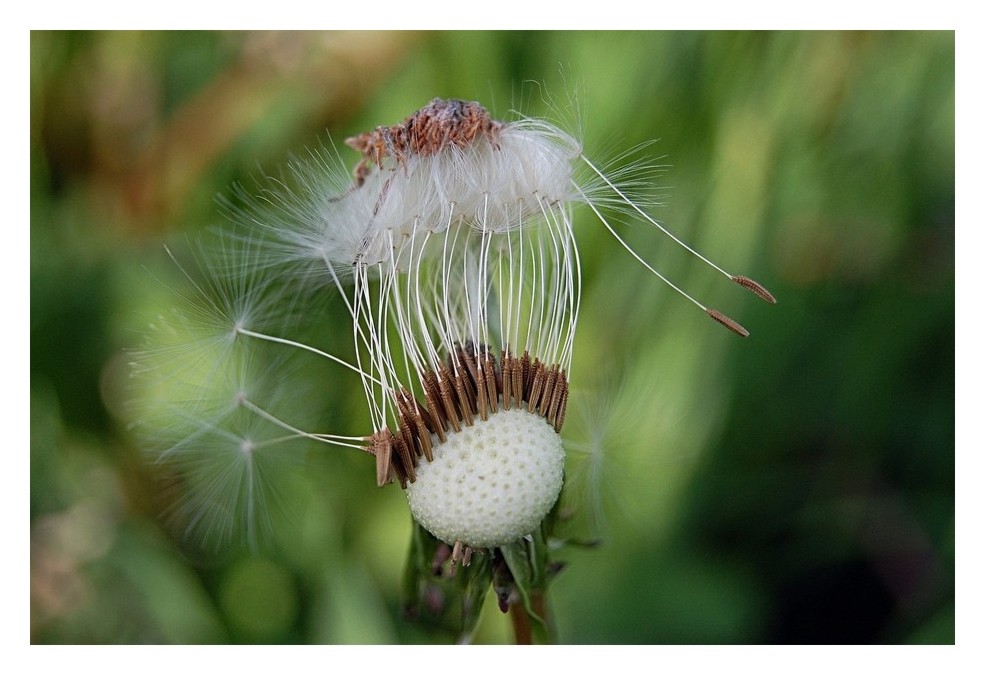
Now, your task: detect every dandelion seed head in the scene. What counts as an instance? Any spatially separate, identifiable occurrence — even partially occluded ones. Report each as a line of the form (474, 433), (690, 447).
(134, 93), (773, 558)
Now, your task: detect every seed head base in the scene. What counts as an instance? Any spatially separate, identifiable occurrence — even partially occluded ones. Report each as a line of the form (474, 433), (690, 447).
(405, 405), (565, 550)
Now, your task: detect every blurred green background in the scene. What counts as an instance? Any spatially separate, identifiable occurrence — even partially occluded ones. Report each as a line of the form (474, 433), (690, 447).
(30, 31), (954, 644)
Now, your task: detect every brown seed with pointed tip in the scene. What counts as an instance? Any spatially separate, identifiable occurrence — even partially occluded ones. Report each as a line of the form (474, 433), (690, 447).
(732, 275), (777, 304)
(706, 308), (750, 337)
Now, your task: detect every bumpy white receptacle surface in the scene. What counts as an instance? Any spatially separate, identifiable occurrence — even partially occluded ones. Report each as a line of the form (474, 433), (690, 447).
(405, 408), (564, 548)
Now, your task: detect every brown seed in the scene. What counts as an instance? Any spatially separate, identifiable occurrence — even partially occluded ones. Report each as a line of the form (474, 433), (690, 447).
(705, 308), (750, 337)
(372, 431), (393, 487)
(501, 352), (515, 409)
(527, 360), (546, 413)
(452, 364), (475, 427)
(482, 353), (499, 414)
(422, 369), (447, 442)
(436, 362), (462, 433)
(732, 275), (777, 304)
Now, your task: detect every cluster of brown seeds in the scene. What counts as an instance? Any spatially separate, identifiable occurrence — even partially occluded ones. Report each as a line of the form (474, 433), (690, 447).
(368, 347), (570, 489)
(345, 98), (503, 187)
